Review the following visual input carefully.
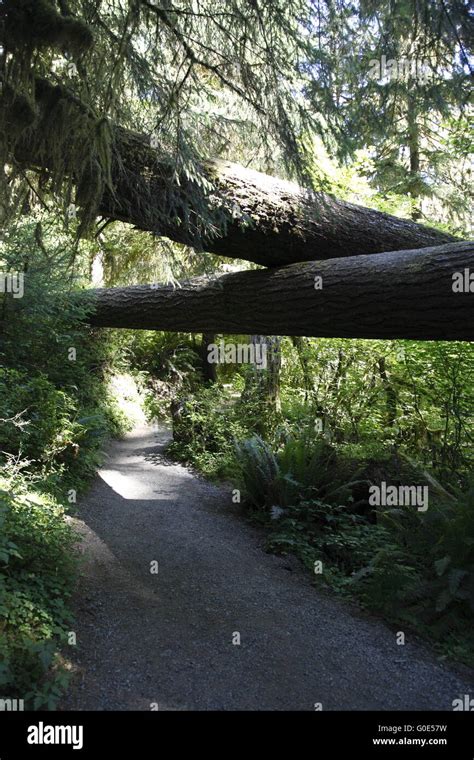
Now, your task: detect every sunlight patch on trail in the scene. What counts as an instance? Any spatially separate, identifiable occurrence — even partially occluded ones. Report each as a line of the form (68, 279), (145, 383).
(107, 373), (147, 426)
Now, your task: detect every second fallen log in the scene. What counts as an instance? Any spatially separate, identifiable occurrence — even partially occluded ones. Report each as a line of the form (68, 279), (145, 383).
(86, 241), (474, 341)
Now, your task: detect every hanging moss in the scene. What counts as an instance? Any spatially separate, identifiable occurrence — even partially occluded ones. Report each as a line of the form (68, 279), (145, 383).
(0, 83), (37, 133)
(3, 0), (93, 56)
(28, 76), (116, 237)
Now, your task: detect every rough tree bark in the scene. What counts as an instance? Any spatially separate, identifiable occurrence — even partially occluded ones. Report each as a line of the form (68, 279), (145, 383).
(84, 242), (474, 341)
(242, 335), (282, 429)
(291, 336), (314, 400)
(377, 356), (398, 428)
(200, 332), (218, 383)
(101, 137), (454, 267)
(13, 90), (455, 269)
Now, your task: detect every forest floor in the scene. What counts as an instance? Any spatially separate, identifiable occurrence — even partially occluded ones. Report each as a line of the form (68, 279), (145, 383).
(60, 422), (473, 711)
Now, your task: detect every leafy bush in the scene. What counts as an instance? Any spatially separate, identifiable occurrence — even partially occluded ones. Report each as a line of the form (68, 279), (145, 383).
(130, 331), (201, 377)
(0, 369), (77, 462)
(234, 436), (282, 508)
(354, 481), (474, 637)
(280, 338), (474, 485)
(0, 214), (132, 706)
(166, 385), (255, 478)
(234, 432), (368, 513)
(264, 498), (376, 583)
(233, 431), (474, 665)
(0, 481), (76, 708)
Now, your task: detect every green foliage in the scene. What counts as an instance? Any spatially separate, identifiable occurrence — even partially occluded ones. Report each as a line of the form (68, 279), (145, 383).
(307, 0), (472, 233)
(235, 432), (365, 513)
(355, 481), (474, 629)
(167, 385), (255, 479)
(281, 338), (474, 486)
(0, 481), (76, 708)
(129, 331), (202, 387)
(0, 214), (131, 480)
(0, 369), (77, 463)
(266, 499), (391, 581)
(232, 430), (474, 665)
(0, 213), (131, 705)
(234, 436), (281, 509)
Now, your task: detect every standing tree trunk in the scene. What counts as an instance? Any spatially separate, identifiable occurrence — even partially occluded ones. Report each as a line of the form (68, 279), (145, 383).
(291, 336), (314, 402)
(200, 333), (218, 383)
(241, 335), (282, 435)
(407, 98), (422, 222)
(377, 356), (398, 429)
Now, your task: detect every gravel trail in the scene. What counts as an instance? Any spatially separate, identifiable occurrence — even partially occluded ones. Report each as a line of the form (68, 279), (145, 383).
(61, 423), (473, 711)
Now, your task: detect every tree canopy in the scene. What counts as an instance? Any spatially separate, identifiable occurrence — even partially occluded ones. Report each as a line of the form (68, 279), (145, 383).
(1, 0), (471, 246)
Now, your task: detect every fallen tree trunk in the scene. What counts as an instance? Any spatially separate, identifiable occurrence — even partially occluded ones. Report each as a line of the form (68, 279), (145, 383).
(13, 84), (455, 268)
(85, 242), (474, 341)
(102, 137), (455, 267)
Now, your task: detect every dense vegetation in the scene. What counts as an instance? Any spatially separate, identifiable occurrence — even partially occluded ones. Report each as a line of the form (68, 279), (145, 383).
(137, 330), (474, 665)
(0, 217), (130, 706)
(0, 0), (472, 706)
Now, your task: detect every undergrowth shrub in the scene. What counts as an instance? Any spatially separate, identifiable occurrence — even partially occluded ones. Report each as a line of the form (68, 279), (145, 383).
(233, 432), (474, 665)
(166, 385), (256, 478)
(0, 480), (76, 708)
(235, 431), (370, 514)
(0, 369), (77, 462)
(0, 214), (132, 706)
